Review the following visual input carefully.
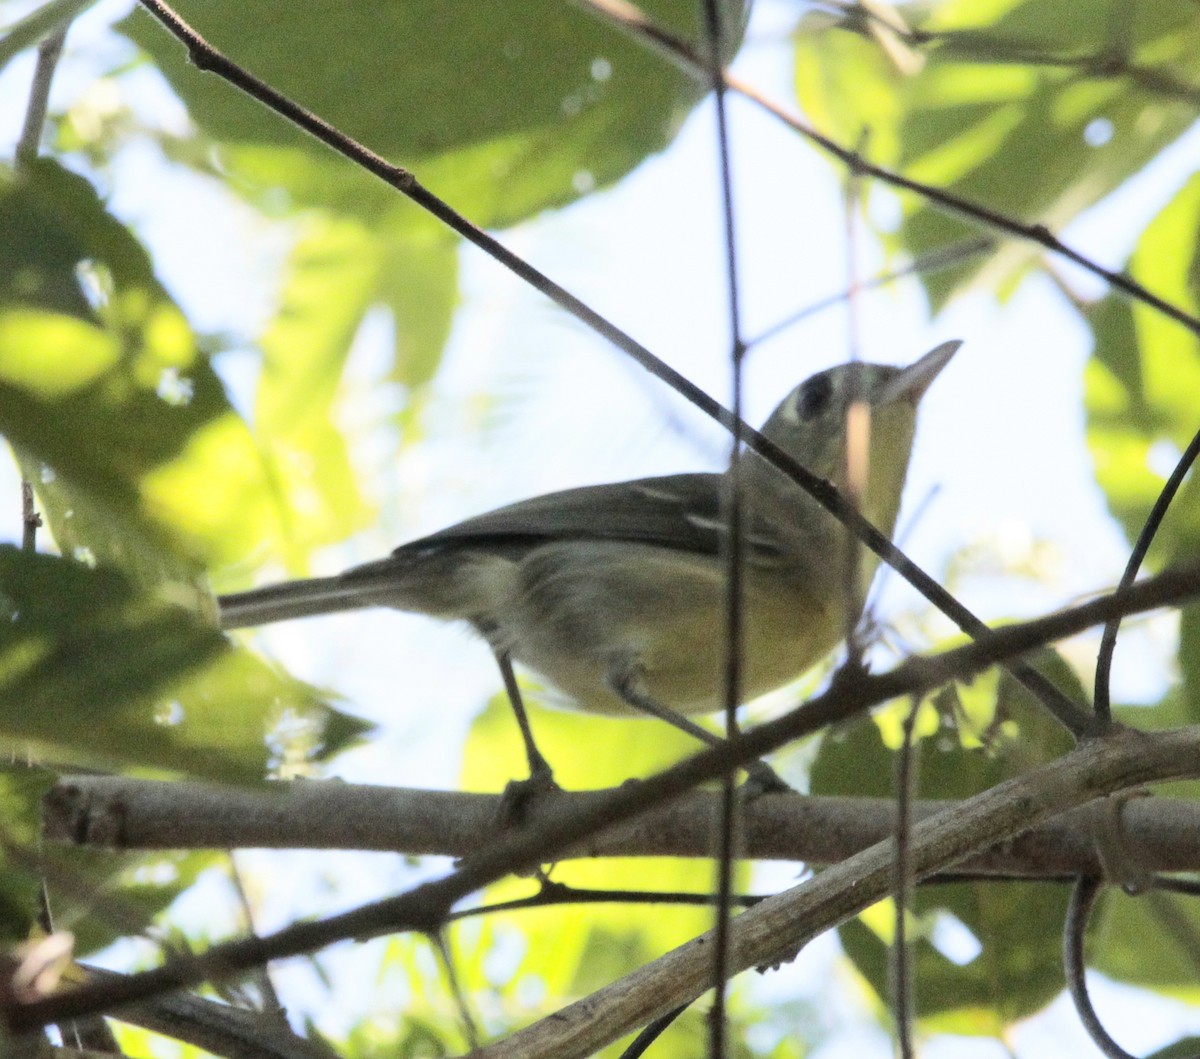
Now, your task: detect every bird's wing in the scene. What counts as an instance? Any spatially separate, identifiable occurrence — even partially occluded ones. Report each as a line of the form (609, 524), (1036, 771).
(221, 475), (787, 629)
(390, 473), (783, 560)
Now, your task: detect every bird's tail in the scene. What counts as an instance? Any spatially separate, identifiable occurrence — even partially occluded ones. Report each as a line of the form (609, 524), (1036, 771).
(218, 576), (389, 630)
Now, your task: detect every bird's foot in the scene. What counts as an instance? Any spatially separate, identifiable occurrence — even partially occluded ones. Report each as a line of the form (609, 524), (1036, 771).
(496, 762), (561, 828)
(741, 760), (796, 798)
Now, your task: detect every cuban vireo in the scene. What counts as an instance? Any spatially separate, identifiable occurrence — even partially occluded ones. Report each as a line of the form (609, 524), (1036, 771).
(220, 341), (958, 789)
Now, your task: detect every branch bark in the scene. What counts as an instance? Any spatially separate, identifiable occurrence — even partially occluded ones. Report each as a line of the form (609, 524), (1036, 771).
(43, 775), (1200, 877)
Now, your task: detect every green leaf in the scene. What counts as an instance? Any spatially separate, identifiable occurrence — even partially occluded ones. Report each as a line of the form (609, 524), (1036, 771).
(839, 881), (1067, 1034)
(1147, 1038), (1200, 1059)
(1091, 885), (1200, 993)
(0, 765), (216, 953)
(0, 159), (288, 575)
(118, 0), (749, 229)
(810, 647), (1078, 1026)
(0, 0), (98, 69)
(793, 0), (1200, 307)
(253, 208), (458, 563)
(0, 546), (262, 781)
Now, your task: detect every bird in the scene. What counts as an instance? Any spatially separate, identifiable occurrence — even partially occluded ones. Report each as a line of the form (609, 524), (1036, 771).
(220, 341), (959, 794)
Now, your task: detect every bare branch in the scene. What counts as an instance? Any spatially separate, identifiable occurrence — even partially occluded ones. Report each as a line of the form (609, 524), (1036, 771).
(42, 777), (1200, 877)
(81, 966), (337, 1059)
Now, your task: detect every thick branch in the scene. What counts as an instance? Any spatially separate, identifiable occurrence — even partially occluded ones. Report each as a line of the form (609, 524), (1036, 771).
(471, 725), (1200, 1059)
(43, 776), (1200, 877)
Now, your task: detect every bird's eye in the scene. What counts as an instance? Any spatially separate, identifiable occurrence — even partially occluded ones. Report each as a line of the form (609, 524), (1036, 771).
(794, 374), (833, 420)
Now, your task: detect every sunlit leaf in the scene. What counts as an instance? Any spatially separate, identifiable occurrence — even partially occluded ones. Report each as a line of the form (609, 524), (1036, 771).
(118, 0), (749, 229)
(253, 208), (458, 562)
(458, 691), (743, 1001)
(1089, 884), (1200, 994)
(0, 159), (287, 576)
(0, 546), (270, 781)
(1084, 172), (1200, 719)
(794, 0), (1200, 306)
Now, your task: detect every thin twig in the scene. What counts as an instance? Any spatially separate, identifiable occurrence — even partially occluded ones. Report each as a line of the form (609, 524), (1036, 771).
(430, 930), (479, 1053)
(703, 0), (745, 1051)
(1151, 876), (1200, 898)
(570, 0), (1200, 337)
(892, 697), (920, 1059)
(15, 19), (64, 557)
(1093, 422), (1200, 722)
(618, 1004), (689, 1059)
(21, 481), (41, 552)
(745, 236), (994, 352)
(448, 881), (765, 922)
(226, 854), (284, 1015)
(840, 130), (868, 667)
(15, 26), (67, 167)
(80, 965), (338, 1059)
(1063, 877), (1136, 1059)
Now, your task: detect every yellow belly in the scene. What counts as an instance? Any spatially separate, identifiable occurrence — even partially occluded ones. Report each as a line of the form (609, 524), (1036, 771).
(497, 542), (841, 716)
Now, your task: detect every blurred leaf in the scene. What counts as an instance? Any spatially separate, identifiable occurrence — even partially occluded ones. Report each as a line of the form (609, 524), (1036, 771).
(1090, 885), (1200, 993)
(1084, 173), (1200, 549)
(1, 546), (272, 781)
(255, 209), (458, 563)
(839, 880), (1067, 1034)
(118, 0), (749, 229)
(794, 0), (1200, 307)
(51, 848), (220, 957)
(1148, 1037), (1200, 1059)
(380, 220), (459, 393)
(811, 647), (1077, 1026)
(0, 0), (98, 69)
(0, 767), (57, 944)
(0, 159), (288, 575)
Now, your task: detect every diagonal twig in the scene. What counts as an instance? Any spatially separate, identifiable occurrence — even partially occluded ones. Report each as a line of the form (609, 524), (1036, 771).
(570, 0), (1200, 338)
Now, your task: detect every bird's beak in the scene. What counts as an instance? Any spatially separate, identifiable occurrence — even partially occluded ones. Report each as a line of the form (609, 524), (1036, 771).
(879, 340), (961, 405)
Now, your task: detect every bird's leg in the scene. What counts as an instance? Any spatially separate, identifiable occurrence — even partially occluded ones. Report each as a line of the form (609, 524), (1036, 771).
(494, 649), (555, 783)
(492, 649), (558, 824)
(607, 663), (793, 795)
